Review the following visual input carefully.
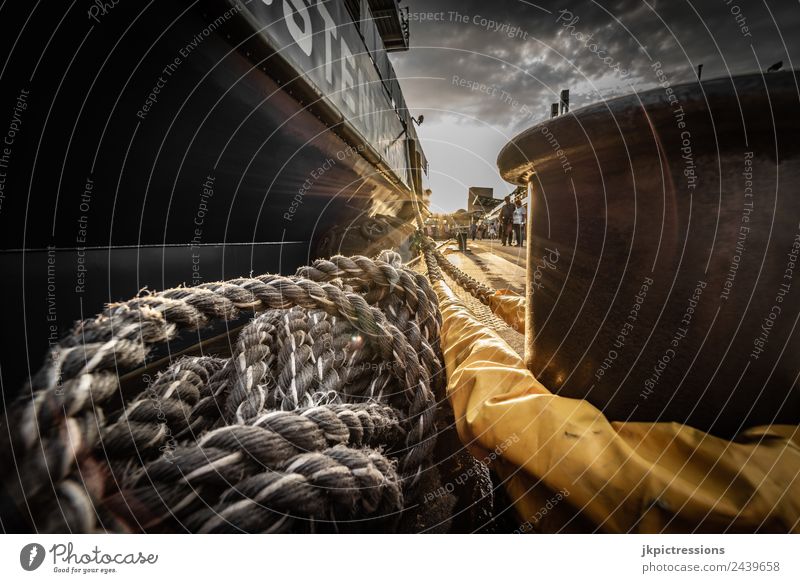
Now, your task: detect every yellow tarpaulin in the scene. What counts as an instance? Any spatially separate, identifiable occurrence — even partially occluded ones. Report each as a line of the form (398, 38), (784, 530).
(487, 290), (526, 334)
(434, 279), (800, 533)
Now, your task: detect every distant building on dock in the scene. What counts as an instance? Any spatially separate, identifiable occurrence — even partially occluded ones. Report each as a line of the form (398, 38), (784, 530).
(468, 187), (503, 215)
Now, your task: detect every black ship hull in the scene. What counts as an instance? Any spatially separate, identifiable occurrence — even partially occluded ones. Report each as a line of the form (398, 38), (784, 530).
(0, 0), (426, 393)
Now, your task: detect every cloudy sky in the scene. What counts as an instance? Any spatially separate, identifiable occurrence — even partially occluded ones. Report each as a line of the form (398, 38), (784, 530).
(389, 0), (800, 212)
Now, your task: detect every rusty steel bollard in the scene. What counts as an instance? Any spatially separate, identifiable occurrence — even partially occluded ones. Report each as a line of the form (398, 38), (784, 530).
(502, 72), (800, 437)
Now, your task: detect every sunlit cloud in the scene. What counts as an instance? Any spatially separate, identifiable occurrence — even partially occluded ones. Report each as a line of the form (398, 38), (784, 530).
(392, 0), (799, 211)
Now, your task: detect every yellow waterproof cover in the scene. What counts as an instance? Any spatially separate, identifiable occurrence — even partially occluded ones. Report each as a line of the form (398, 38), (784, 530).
(487, 290), (526, 333)
(434, 279), (800, 533)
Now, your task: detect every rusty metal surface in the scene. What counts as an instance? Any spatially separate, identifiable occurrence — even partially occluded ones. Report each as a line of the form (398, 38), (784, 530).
(498, 71), (800, 437)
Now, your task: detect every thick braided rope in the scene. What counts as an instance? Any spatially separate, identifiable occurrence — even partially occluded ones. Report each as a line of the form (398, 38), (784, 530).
(109, 403), (405, 532)
(5, 253), (444, 532)
(422, 241), (444, 282)
(219, 308), (438, 493)
(109, 448), (403, 533)
(296, 253), (441, 345)
(430, 244), (496, 303)
(297, 252), (443, 488)
(184, 446), (403, 533)
(194, 446), (403, 533)
(236, 251), (445, 488)
(101, 355), (403, 467)
(102, 357), (227, 458)
(224, 309), (384, 422)
(11, 270), (431, 450)
(270, 309), (344, 410)
(297, 250), (444, 403)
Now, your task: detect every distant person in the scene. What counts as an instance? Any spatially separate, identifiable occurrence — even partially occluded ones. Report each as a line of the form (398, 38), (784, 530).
(457, 227), (468, 252)
(488, 223), (497, 239)
(513, 200), (526, 247)
(500, 196), (515, 246)
(470, 222), (477, 241)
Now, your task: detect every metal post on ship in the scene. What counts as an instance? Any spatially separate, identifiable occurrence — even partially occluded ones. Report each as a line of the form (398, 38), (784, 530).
(560, 89), (570, 114)
(524, 178), (536, 373)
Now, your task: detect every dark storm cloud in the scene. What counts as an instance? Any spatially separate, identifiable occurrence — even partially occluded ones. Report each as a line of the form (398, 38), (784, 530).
(392, 0), (800, 129)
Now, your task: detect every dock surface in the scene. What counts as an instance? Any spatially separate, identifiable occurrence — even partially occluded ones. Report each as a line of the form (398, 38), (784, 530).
(425, 239), (527, 356)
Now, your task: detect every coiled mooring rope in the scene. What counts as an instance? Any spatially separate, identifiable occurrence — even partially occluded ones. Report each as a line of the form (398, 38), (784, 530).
(1, 249), (445, 533)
